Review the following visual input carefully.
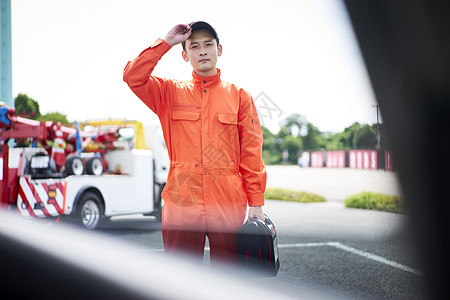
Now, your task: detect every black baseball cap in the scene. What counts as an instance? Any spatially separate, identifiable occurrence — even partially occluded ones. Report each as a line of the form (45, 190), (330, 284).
(182, 21), (219, 50)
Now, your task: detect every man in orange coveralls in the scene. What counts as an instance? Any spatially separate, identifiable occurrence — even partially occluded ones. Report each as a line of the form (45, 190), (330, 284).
(123, 21), (267, 264)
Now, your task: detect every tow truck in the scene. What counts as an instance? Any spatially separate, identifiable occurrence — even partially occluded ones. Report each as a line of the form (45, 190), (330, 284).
(0, 104), (169, 229)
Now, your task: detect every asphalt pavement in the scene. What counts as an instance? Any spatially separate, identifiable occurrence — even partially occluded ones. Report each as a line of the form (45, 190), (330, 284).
(98, 166), (425, 299)
(260, 200), (424, 299)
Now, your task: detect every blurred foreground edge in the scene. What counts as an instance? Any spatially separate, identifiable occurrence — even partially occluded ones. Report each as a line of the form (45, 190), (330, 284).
(344, 1), (450, 299)
(0, 209), (323, 300)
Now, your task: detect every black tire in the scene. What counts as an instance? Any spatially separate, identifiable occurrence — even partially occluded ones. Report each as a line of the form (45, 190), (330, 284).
(154, 183), (165, 222)
(65, 155), (84, 176)
(74, 192), (103, 230)
(155, 205), (162, 222)
(85, 156), (103, 176)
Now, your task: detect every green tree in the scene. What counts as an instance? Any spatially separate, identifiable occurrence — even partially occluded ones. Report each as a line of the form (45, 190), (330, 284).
(302, 122), (325, 150)
(282, 113), (307, 136)
(275, 125), (291, 140)
(279, 113), (326, 150)
(37, 112), (69, 124)
(281, 135), (303, 164)
(325, 122), (379, 150)
(14, 93), (70, 123)
(262, 126), (281, 164)
(14, 93), (41, 119)
(323, 131), (345, 150)
(327, 122), (361, 149)
(262, 126), (275, 140)
(260, 114), (391, 165)
(355, 124), (377, 149)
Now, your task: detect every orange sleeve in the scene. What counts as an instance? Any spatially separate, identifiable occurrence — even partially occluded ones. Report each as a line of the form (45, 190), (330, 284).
(238, 89), (267, 207)
(123, 38), (172, 115)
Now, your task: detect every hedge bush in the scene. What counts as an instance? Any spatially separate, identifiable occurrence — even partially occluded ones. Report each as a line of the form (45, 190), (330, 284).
(264, 187), (326, 203)
(344, 191), (405, 213)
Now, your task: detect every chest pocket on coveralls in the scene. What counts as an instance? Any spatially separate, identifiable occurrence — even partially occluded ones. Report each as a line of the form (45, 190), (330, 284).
(172, 110), (200, 147)
(217, 113), (239, 152)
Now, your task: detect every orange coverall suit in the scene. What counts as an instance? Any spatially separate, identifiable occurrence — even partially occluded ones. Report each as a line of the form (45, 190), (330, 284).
(123, 38), (267, 262)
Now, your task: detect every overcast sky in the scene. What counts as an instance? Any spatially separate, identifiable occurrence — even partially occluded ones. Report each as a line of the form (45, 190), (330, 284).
(11, 0), (378, 134)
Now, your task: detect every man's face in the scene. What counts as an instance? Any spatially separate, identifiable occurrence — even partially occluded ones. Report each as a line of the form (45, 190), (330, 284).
(182, 29), (222, 76)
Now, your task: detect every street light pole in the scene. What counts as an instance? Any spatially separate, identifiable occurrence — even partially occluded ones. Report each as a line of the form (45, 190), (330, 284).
(372, 104), (382, 170)
(372, 104), (381, 150)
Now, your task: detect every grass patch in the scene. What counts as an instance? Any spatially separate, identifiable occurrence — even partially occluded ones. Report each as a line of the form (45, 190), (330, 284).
(344, 191), (405, 213)
(265, 187), (326, 203)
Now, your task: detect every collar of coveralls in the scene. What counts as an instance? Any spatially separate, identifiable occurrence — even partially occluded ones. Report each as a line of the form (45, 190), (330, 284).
(192, 68), (222, 89)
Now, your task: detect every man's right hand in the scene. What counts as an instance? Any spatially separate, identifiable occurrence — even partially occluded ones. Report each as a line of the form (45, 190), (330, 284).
(164, 24), (192, 47)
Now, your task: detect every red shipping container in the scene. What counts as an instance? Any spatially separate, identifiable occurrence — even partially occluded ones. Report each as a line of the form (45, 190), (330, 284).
(310, 151), (323, 168)
(385, 151), (394, 171)
(326, 151), (346, 168)
(349, 150), (377, 170)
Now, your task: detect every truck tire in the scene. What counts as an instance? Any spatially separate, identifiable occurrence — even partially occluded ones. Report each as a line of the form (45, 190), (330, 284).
(86, 156), (103, 176)
(155, 204), (162, 222)
(74, 192), (103, 230)
(155, 183), (165, 222)
(65, 155), (84, 176)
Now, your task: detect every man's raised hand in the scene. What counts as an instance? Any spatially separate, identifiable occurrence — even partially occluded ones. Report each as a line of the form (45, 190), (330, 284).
(164, 24), (192, 47)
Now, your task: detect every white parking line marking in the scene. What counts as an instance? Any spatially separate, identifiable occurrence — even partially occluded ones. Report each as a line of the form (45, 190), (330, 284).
(143, 242), (422, 276)
(278, 242), (332, 248)
(279, 242), (423, 276)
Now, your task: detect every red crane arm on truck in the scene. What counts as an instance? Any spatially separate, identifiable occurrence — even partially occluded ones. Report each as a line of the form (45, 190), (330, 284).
(0, 106), (76, 207)
(0, 108), (48, 141)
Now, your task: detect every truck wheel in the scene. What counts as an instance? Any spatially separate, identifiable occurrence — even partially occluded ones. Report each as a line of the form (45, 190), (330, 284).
(86, 157), (103, 176)
(74, 192), (103, 230)
(65, 155), (84, 176)
(156, 201), (163, 222)
(155, 183), (165, 222)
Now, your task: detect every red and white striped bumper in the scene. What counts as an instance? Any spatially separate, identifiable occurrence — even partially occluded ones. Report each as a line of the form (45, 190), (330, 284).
(17, 177), (66, 218)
